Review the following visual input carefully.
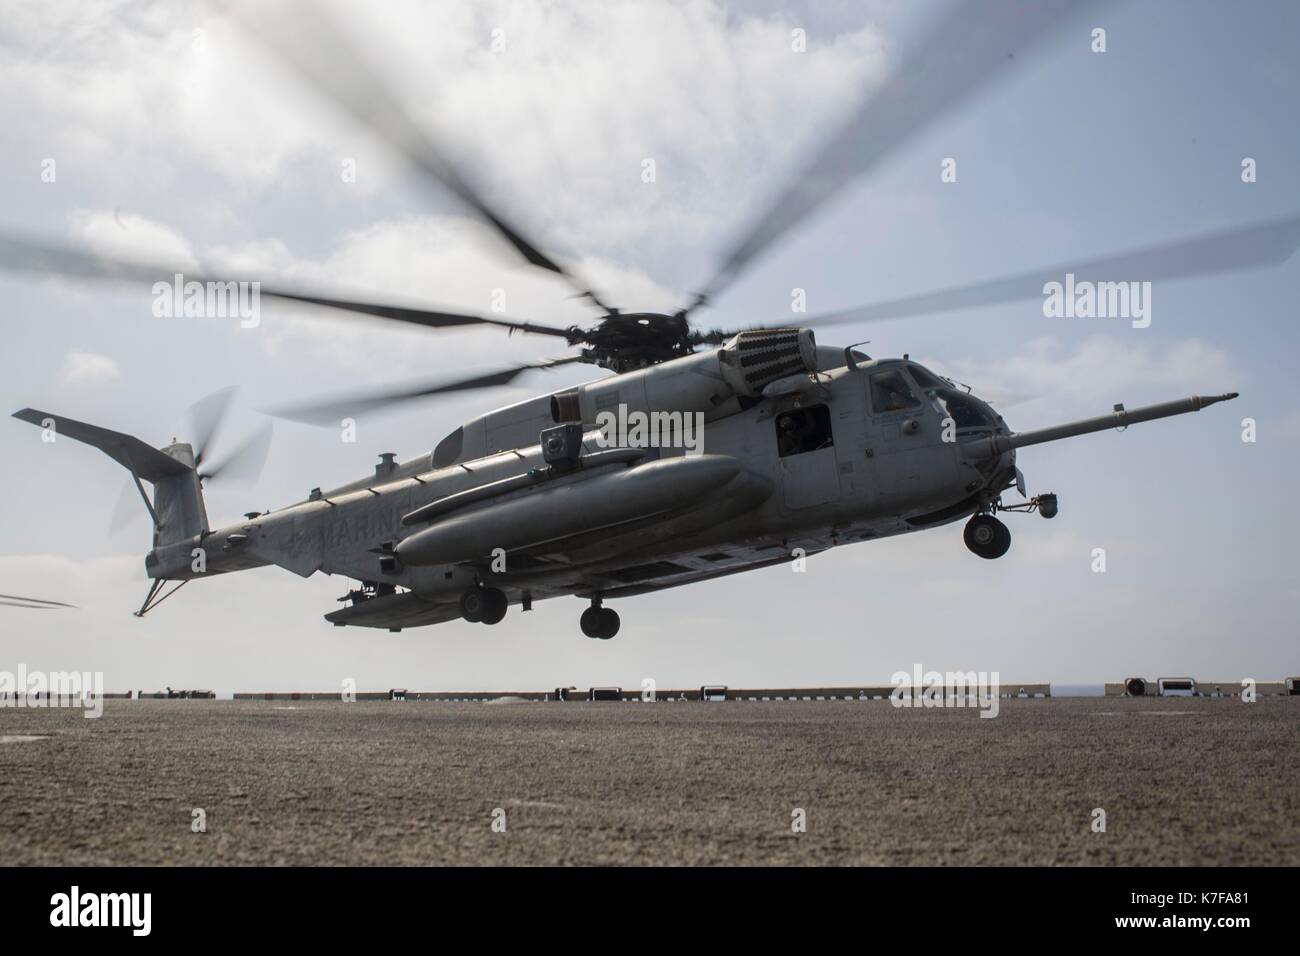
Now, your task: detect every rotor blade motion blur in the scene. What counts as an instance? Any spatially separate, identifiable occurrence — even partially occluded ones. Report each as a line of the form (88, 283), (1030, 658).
(186, 388), (272, 485)
(781, 214), (1300, 330)
(0, 593), (76, 609)
(233, 0), (616, 313)
(270, 357), (586, 426)
(198, 423), (273, 484)
(261, 290), (573, 339)
(110, 478), (144, 534)
(189, 387), (237, 472)
(682, 0), (1098, 315)
(0, 230), (572, 341)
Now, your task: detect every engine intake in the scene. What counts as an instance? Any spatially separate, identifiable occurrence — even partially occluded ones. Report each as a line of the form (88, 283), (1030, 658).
(719, 329), (818, 397)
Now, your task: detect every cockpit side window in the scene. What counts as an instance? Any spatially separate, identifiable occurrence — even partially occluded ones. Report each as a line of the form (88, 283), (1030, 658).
(775, 404), (834, 457)
(868, 369), (920, 414)
(907, 364), (947, 390)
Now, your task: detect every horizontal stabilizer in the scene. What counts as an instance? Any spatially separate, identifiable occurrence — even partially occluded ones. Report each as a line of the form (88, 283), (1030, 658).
(12, 408), (190, 482)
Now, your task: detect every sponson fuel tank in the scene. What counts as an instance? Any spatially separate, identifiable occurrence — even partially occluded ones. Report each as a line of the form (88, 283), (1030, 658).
(395, 454), (745, 566)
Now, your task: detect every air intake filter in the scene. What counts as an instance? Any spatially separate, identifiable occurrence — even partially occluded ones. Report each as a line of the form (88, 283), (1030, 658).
(719, 328), (818, 396)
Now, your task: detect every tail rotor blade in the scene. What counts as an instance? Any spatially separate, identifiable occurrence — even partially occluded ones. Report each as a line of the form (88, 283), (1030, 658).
(187, 387), (238, 468)
(109, 478), (145, 534)
(199, 423), (273, 485)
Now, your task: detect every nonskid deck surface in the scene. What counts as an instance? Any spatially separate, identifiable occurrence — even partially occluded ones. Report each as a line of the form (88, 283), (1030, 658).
(0, 698), (1295, 866)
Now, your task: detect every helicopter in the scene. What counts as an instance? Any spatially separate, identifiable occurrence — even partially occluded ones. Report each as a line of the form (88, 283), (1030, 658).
(3, 0), (1295, 638)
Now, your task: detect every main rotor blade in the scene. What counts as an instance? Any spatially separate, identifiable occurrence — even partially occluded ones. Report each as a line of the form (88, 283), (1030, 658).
(269, 357), (586, 426)
(0, 593), (77, 608)
(682, 0), (1097, 316)
(768, 214), (1300, 330)
(263, 289), (575, 339)
(235, 1), (616, 314)
(199, 423), (274, 485)
(0, 230), (166, 285)
(0, 230), (574, 340)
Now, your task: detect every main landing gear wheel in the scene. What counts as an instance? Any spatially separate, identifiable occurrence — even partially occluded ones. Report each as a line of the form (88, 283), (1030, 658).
(580, 606), (620, 640)
(964, 514), (1011, 560)
(461, 586), (507, 624)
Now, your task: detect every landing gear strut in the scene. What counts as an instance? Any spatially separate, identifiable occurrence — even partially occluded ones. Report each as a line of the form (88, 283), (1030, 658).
(461, 586), (508, 625)
(964, 514), (1011, 560)
(580, 599), (620, 640)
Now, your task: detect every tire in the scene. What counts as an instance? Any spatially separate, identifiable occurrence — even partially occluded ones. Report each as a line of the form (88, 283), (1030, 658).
(991, 519), (1011, 557)
(480, 588), (508, 626)
(580, 607), (603, 638)
(964, 514), (1011, 559)
(460, 587), (486, 623)
(596, 607), (620, 640)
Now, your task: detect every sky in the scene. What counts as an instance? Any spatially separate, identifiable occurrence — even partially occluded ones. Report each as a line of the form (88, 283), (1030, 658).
(0, 0), (1296, 693)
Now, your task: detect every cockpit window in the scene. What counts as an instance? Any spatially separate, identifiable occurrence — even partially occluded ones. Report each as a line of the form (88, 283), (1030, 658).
(869, 369), (920, 413)
(907, 364), (947, 390)
(932, 388), (997, 430)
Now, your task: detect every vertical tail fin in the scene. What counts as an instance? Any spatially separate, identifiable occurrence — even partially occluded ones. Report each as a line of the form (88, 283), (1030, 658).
(10, 409), (210, 547)
(152, 441), (210, 546)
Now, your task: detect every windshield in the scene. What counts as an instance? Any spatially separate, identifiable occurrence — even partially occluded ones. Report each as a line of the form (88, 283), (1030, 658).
(931, 388), (998, 430)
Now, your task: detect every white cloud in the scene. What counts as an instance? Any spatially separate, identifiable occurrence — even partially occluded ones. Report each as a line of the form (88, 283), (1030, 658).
(68, 208), (199, 272)
(1, 0), (892, 391)
(206, 214), (682, 378)
(58, 350), (121, 386)
(352, 1), (890, 251)
(923, 335), (1241, 421)
(1, 1), (889, 264)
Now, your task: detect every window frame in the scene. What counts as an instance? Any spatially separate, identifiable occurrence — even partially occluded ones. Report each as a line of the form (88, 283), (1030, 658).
(774, 403), (835, 458)
(867, 367), (922, 415)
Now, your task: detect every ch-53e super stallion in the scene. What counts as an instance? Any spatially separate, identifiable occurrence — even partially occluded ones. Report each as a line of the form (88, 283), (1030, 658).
(3, 0), (1294, 638)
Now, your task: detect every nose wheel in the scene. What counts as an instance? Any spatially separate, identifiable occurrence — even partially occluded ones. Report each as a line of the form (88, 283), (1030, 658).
(461, 586), (508, 625)
(964, 514), (1011, 559)
(580, 603), (620, 640)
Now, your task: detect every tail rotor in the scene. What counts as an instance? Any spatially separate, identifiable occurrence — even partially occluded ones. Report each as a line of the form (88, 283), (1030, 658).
(106, 387), (272, 536)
